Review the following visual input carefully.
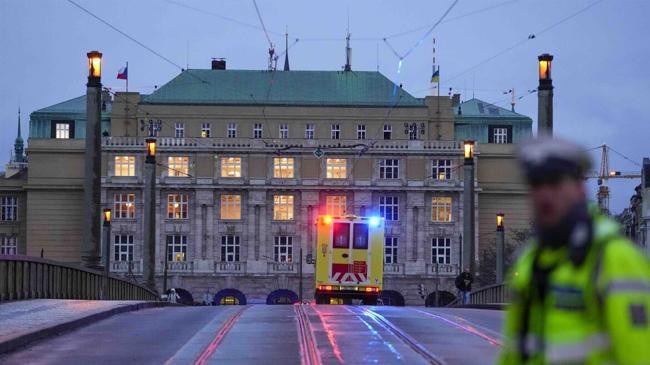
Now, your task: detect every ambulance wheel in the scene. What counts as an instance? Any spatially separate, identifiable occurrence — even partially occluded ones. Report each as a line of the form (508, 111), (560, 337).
(315, 294), (328, 304)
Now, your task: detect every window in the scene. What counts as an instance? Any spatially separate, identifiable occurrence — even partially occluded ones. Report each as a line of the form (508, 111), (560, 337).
(220, 194), (241, 220)
(167, 194), (188, 219)
(383, 124), (392, 140)
(379, 196), (399, 221)
(432, 237), (451, 264)
(55, 122), (72, 139)
(353, 223), (369, 249)
(0, 196), (17, 221)
(331, 124), (340, 140)
(113, 234), (134, 261)
(175, 123), (185, 138)
(1, 236), (17, 255)
(114, 156), (135, 177)
(167, 156), (189, 177)
(221, 235), (240, 262)
(379, 159), (399, 179)
(305, 124), (314, 139)
(221, 157), (241, 177)
(166, 235), (187, 262)
(274, 236), (293, 262)
(279, 124), (289, 139)
(357, 124), (366, 140)
(326, 195), (346, 216)
(407, 123), (418, 140)
(489, 125), (512, 144)
(201, 123), (211, 138)
(494, 127), (508, 144)
(326, 158), (347, 179)
(273, 157), (294, 178)
(432, 196), (452, 222)
(114, 193), (135, 219)
(384, 237), (398, 264)
(253, 123), (263, 139)
(432, 159), (452, 180)
(273, 195), (294, 220)
(332, 222), (350, 248)
(227, 122), (237, 138)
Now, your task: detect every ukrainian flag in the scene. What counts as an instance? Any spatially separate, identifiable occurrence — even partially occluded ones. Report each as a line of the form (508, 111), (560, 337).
(431, 67), (440, 83)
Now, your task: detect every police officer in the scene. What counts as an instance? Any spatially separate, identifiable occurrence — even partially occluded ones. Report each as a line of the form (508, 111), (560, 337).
(499, 138), (650, 365)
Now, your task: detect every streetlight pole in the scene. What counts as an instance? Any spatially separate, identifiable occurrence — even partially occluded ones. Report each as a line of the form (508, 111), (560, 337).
(102, 208), (111, 299)
(462, 140), (476, 275)
(299, 245), (303, 302)
(537, 53), (554, 136)
(82, 51), (103, 269)
(143, 138), (157, 293)
(496, 213), (505, 284)
(163, 238), (169, 294)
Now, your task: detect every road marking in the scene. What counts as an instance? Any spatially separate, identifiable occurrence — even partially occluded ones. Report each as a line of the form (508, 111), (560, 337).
(192, 306), (248, 365)
(411, 308), (503, 347)
(294, 304), (323, 365)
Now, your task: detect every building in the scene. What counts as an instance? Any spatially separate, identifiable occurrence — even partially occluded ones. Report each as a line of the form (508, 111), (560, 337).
(618, 158), (650, 254)
(18, 61), (532, 304)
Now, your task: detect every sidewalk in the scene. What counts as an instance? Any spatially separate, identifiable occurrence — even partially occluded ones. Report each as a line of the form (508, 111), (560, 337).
(0, 299), (163, 354)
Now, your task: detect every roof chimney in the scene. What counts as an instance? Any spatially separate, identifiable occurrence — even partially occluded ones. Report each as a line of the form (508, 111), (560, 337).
(451, 93), (461, 107)
(212, 58), (226, 70)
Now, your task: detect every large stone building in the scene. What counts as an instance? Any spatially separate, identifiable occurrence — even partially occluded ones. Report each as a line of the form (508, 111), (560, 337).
(618, 158), (650, 255)
(4, 61), (532, 305)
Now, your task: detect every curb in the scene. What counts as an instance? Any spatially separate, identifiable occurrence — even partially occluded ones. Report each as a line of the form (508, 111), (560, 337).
(0, 301), (167, 355)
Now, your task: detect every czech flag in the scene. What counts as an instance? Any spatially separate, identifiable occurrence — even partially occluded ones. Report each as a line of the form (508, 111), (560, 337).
(117, 66), (128, 80)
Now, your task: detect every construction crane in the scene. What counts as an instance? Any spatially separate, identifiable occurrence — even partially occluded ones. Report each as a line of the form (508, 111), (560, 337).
(585, 144), (641, 214)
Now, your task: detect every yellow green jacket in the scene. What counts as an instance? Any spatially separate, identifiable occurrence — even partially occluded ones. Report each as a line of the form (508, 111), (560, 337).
(499, 212), (650, 365)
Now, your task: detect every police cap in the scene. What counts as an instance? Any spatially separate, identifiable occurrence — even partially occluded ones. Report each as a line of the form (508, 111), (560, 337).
(517, 137), (592, 186)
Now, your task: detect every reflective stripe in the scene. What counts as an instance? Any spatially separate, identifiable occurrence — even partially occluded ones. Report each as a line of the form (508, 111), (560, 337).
(546, 333), (610, 364)
(605, 279), (650, 295)
(521, 334), (543, 355)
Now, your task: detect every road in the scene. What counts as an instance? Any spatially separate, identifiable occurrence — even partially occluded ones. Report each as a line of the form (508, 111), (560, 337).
(0, 305), (504, 365)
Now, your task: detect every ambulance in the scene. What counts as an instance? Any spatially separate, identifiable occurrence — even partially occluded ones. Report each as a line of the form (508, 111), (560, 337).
(314, 214), (384, 304)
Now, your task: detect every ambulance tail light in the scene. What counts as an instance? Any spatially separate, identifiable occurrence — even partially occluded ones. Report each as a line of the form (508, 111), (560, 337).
(319, 285), (334, 291)
(365, 287), (380, 293)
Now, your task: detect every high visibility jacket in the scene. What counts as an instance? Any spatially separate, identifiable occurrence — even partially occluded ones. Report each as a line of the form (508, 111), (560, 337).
(499, 212), (650, 365)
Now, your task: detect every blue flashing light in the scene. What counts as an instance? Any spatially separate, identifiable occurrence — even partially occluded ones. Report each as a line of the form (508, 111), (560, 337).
(368, 216), (381, 227)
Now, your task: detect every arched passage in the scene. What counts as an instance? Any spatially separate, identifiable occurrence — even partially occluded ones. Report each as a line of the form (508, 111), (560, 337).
(214, 288), (247, 305)
(266, 289), (299, 305)
(165, 288), (194, 305)
(379, 290), (405, 306)
(425, 291), (456, 307)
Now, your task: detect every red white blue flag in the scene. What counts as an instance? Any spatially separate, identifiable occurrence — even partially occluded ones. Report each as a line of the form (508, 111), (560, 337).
(117, 65), (128, 80)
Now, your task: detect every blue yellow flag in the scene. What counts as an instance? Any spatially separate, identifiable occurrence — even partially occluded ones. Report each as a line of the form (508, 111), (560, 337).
(431, 67), (439, 83)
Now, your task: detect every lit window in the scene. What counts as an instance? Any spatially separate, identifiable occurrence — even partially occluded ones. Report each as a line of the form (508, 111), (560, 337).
(357, 124), (366, 140)
(55, 123), (71, 139)
(0, 236), (17, 255)
(167, 156), (189, 177)
(0, 196), (18, 221)
(201, 123), (211, 138)
(113, 234), (134, 261)
(432, 196), (452, 222)
(305, 124), (314, 139)
(432, 237), (451, 264)
(167, 194), (188, 219)
(432, 159), (452, 180)
(221, 157), (241, 177)
(379, 196), (399, 221)
(273, 195), (294, 220)
(221, 235), (240, 262)
(220, 194), (241, 220)
(273, 157), (294, 178)
(114, 193), (135, 219)
(279, 124), (289, 139)
(494, 127), (508, 144)
(274, 236), (293, 262)
(227, 122), (237, 138)
(383, 124), (392, 140)
(253, 123), (263, 139)
(326, 195), (346, 216)
(326, 158), (347, 179)
(384, 237), (398, 264)
(379, 159), (399, 179)
(166, 235), (187, 261)
(175, 123), (184, 138)
(114, 156), (135, 177)
(331, 124), (340, 140)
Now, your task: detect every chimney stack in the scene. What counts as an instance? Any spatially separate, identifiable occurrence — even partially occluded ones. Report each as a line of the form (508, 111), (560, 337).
(211, 58), (226, 70)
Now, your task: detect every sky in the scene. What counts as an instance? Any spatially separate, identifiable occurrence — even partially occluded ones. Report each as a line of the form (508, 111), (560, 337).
(0, 0), (648, 213)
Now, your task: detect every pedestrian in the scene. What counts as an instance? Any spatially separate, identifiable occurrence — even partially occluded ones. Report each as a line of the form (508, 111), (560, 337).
(168, 288), (179, 304)
(498, 137), (650, 365)
(455, 270), (473, 304)
(203, 290), (211, 306)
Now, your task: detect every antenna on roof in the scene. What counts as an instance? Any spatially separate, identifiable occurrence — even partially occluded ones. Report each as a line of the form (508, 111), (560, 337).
(344, 11), (352, 71)
(283, 26), (290, 71)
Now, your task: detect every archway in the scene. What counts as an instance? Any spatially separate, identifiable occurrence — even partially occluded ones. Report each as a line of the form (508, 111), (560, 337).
(165, 288), (194, 305)
(214, 288), (247, 305)
(266, 289), (299, 305)
(425, 291), (456, 307)
(379, 290), (405, 306)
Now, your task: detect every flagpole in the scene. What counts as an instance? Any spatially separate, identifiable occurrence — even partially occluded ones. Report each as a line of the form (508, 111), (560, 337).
(126, 61), (128, 93)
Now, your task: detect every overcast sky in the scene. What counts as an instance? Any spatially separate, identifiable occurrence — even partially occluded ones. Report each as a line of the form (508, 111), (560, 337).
(0, 0), (648, 213)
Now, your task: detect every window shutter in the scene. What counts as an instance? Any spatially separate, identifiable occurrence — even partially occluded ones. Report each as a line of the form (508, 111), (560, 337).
(50, 121), (57, 138)
(506, 125), (513, 143)
(69, 122), (75, 139)
(487, 125), (495, 143)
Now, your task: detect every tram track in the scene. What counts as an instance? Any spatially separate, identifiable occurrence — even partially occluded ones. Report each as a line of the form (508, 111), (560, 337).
(192, 305), (249, 365)
(295, 304), (322, 365)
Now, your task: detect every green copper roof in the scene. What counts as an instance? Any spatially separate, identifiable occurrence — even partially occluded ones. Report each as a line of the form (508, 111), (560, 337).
(456, 98), (530, 119)
(33, 95), (87, 114)
(142, 69), (424, 107)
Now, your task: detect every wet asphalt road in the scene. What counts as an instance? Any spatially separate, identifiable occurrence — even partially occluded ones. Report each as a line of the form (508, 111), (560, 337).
(0, 305), (503, 365)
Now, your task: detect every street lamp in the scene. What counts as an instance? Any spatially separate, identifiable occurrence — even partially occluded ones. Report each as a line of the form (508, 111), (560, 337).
(538, 53), (553, 83)
(146, 138), (156, 164)
(102, 208), (111, 299)
(462, 140), (476, 275)
(496, 213), (505, 284)
(496, 213), (504, 231)
(537, 53), (554, 136)
(87, 51), (102, 85)
(463, 140), (475, 164)
(143, 137), (157, 292)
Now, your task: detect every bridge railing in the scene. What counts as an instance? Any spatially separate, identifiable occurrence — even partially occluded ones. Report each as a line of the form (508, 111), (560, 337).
(447, 283), (510, 308)
(0, 255), (158, 302)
